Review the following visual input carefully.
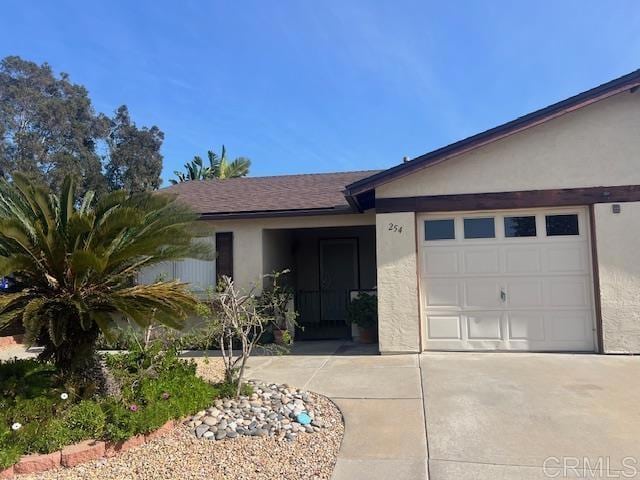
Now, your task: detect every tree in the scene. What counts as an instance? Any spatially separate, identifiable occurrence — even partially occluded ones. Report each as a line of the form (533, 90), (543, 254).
(105, 105), (164, 192)
(207, 276), (269, 397)
(170, 145), (251, 184)
(171, 155), (209, 183)
(0, 56), (108, 196)
(208, 146), (251, 179)
(0, 173), (213, 373)
(0, 56), (165, 195)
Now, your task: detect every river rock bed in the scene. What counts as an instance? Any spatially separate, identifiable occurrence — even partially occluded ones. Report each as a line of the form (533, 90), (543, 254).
(23, 391), (344, 480)
(185, 381), (325, 441)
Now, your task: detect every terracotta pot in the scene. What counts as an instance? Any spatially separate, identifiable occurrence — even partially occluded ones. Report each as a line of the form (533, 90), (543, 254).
(273, 329), (289, 345)
(357, 326), (377, 344)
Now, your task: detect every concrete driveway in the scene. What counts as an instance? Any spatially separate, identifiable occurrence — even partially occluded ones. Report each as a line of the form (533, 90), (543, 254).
(422, 352), (640, 479)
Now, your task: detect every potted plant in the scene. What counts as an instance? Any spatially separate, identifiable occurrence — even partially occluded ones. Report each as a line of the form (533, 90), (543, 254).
(346, 292), (378, 344)
(261, 270), (298, 345)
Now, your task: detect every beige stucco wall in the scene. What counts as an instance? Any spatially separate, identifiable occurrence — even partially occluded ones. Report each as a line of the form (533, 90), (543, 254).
(262, 229), (295, 286)
(378, 91), (640, 198)
(204, 213), (375, 292)
(376, 212), (421, 353)
(594, 202), (640, 353)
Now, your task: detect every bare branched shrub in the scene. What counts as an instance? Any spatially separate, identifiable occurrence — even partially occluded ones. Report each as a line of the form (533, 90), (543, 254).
(207, 276), (270, 397)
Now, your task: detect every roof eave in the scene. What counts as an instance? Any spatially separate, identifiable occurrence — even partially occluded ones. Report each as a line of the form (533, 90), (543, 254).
(198, 205), (358, 221)
(345, 69), (640, 196)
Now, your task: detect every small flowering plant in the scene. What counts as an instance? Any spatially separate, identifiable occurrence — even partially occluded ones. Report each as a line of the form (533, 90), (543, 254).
(60, 392), (69, 400)
(129, 404), (138, 412)
(161, 392), (170, 400)
(11, 422), (22, 431)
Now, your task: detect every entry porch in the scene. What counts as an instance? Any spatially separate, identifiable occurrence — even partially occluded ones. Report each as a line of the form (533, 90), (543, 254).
(262, 225), (377, 340)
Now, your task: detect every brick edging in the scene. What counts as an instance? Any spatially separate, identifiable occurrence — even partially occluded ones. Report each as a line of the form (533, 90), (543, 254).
(3, 420), (176, 478)
(0, 335), (24, 349)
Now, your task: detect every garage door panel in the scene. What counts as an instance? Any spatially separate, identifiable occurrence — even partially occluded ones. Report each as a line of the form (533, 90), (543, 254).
(546, 311), (592, 342)
(504, 247), (542, 273)
(548, 278), (589, 307)
(427, 315), (461, 339)
(463, 248), (500, 274)
(546, 246), (588, 273)
(505, 280), (543, 307)
(425, 280), (460, 307)
(466, 312), (503, 340)
(424, 249), (459, 275)
(420, 208), (595, 352)
(507, 312), (545, 341)
(465, 280), (502, 308)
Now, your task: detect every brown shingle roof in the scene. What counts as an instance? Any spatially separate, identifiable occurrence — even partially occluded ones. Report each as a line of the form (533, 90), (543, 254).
(162, 170), (381, 218)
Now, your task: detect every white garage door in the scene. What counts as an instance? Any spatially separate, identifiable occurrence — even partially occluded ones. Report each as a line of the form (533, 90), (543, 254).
(419, 208), (596, 351)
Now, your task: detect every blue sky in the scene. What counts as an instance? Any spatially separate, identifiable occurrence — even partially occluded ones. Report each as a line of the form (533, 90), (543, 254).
(1, 1), (639, 184)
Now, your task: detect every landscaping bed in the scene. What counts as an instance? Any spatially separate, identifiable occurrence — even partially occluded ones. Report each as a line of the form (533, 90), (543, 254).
(19, 391), (343, 480)
(1, 355), (344, 479)
(0, 349), (219, 475)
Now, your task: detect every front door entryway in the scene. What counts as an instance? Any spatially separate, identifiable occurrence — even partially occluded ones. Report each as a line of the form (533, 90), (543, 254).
(296, 238), (359, 340)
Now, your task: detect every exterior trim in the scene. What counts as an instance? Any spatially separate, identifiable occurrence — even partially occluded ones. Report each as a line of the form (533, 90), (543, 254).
(413, 212), (424, 352)
(588, 205), (605, 353)
(345, 69), (640, 196)
(376, 185), (640, 213)
(198, 206), (356, 221)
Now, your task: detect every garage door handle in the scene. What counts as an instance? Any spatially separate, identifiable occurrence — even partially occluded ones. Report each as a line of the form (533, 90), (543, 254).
(500, 288), (507, 302)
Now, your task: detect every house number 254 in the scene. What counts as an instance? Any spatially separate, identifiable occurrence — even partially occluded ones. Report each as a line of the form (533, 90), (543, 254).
(388, 223), (403, 233)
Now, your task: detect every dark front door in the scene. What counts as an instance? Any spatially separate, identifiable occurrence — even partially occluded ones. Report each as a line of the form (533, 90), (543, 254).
(296, 239), (358, 340)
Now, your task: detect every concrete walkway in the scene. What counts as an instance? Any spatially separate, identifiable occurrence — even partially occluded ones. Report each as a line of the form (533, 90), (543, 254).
(245, 341), (428, 480)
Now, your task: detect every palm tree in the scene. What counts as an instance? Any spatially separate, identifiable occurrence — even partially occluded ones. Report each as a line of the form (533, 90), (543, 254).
(207, 146), (251, 179)
(170, 156), (209, 184)
(169, 145), (251, 184)
(0, 173), (213, 373)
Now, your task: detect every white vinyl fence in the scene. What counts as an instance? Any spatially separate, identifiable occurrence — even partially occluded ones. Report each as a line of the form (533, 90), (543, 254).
(137, 236), (216, 293)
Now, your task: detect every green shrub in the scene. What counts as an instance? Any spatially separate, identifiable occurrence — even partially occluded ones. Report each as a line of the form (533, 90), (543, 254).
(22, 419), (71, 454)
(5, 396), (61, 426)
(0, 358), (56, 401)
(0, 425), (21, 469)
(213, 381), (254, 399)
(0, 444), (20, 470)
(63, 401), (106, 442)
(100, 401), (139, 442)
(346, 292), (378, 329)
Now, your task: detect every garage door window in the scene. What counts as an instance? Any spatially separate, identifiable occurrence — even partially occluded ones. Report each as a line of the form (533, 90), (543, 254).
(504, 216), (537, 237)
(425, 219), (455, 240)
(546, 214), (579, 236)
(463, 217), (495, 239)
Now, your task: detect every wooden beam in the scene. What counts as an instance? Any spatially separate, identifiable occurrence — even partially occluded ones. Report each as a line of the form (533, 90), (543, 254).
(376, 185), (640, 213)
(588, 205), (605, 353)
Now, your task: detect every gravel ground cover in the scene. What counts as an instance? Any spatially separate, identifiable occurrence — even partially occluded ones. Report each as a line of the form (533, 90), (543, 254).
(21, 357), (344, 480)
(187, 381), (326, 441)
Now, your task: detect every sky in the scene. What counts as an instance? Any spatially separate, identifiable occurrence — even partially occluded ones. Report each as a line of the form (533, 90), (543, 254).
(1, 1), (639, 184)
